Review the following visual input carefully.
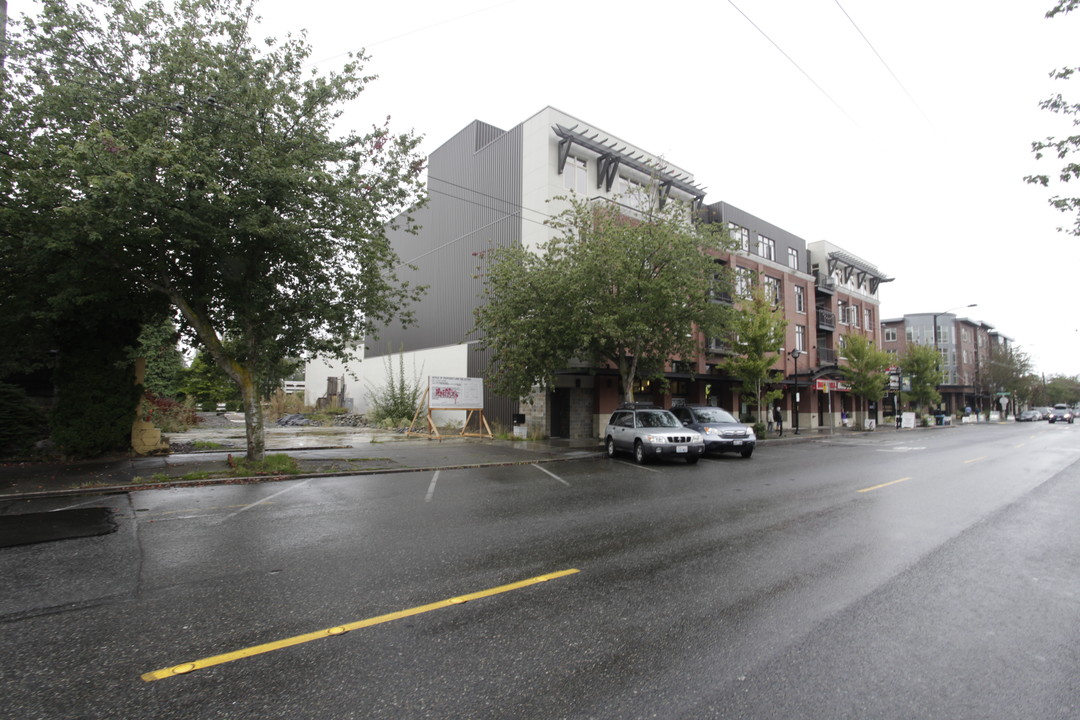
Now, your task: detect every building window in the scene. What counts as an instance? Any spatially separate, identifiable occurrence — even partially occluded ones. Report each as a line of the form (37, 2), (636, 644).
(864, 308), (872, 330)
(851, 303), (860, 328)
(563, 156), (587, 195)
(794, 285), (806, 314)
(962, 328), (970, 342)
(795, 324), (806, 352)
(735, 267), (754, 298)
(787, 247), (799, 270)
(905, 327), (914, 342)
(617, 176), (649, 211)
(838, 300), (849, 325)
(884, 327), (897, 342)
(758, 236), (775, 261)
(729, 223), (750, 252)
(763, 276), (781, 306)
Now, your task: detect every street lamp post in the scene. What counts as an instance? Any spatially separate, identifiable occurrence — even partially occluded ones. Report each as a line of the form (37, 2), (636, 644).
(789, 348), (803, 435)
(933, 303), (977, 415)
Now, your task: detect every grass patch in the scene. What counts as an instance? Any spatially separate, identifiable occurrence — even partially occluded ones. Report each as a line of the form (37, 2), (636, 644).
(193, 440), (228, 450)
(231, 453), (299, 476)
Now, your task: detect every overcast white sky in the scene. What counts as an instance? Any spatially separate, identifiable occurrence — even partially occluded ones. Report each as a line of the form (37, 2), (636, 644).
(251, 2), (1075, 376)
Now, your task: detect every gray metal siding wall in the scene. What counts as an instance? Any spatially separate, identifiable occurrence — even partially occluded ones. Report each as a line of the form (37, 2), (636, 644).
(706, 201), (809, 271)
(370, 120), (524, 426)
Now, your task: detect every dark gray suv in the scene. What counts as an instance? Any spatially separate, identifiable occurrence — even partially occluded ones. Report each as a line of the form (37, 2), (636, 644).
(670, 404), (756, 458)
(604, 404), (705, 464)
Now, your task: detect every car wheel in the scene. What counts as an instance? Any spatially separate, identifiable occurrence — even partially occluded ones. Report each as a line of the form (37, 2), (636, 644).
(741, 447), (754, 459)
(686, 455), (699, 465)
(634, 440), (648, 465)
(605, 436), (617, 458)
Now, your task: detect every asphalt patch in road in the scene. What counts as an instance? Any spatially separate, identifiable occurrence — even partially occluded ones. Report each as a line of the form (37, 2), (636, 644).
(0, 507), (118, 548)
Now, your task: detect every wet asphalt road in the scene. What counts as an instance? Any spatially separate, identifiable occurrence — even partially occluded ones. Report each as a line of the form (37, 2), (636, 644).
(2, 422), (1078, 719)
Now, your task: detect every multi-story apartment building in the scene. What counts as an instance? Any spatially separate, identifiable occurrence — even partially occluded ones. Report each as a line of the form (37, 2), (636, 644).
(310, 107), (892, 437)
(880, 313), (1011, 415)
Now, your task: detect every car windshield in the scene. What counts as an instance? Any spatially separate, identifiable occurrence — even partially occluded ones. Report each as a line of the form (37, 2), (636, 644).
(693, 408), (738, 424)
(637, 411), (679, 428)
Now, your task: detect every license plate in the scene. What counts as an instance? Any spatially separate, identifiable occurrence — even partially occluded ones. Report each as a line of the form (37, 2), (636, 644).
(676, 445), (688, 453)
(733, 440), (743, 445)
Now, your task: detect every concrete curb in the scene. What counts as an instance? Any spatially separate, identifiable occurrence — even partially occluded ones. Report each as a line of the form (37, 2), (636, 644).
(0, 452), (608, 502)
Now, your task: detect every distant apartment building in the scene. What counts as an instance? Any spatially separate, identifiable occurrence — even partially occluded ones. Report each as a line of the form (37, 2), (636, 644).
(310, 107), (892, 437)
(880, 313), (1013, 415)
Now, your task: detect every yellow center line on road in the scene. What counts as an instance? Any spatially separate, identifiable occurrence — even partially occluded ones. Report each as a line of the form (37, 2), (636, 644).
(964, 457), (986, 464)
(857, 477), (912, 493)
(141, 568), (580, 682)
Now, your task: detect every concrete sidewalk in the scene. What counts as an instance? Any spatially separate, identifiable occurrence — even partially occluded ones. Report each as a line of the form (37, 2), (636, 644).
(0, 419), (956, 501)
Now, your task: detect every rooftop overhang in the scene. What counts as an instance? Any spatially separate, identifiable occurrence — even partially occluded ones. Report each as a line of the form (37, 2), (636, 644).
(553, 124), (707, 210)
(826, 250), (894, 294)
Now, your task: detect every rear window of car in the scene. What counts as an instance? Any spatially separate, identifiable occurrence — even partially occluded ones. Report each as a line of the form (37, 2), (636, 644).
(637, 410), (679, 428)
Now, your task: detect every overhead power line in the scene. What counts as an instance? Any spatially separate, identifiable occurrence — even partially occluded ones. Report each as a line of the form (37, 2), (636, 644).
(832, 0), (940, 136)
(726, 0), (868, 136)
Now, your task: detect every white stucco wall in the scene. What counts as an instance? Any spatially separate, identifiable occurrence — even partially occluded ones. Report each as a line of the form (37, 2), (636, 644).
(362, 343), (473, 426)
(305, 342), (474, 423)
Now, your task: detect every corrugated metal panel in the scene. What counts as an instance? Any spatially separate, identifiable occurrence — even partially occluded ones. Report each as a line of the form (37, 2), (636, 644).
(371, 121), (523, 358)
(468, 345), (518, 429)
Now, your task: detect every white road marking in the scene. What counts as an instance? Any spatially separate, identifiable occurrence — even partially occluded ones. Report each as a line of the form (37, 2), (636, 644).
(532, 464), (570, 486)
(618, 460), (661, 473)
(214, 480), (311, 523)
(48, 498), (109, 512)
(425, 471), (440, 502)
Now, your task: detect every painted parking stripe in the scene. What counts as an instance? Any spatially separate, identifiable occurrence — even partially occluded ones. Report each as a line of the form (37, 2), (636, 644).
(141, 569), (580, 682)
(532, 464), (570, 486)
(425, 471), (440, 502)
(214, 480), (310, 523)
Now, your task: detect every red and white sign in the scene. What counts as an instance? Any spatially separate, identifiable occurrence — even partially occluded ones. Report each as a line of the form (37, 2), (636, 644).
(815, 379), (852, 392)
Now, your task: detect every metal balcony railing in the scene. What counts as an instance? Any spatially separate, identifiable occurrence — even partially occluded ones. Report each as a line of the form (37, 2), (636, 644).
(817, 307), (835, 329)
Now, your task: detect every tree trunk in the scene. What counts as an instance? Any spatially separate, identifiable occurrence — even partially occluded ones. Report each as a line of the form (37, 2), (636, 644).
(239, 370), (265, 461)
(167, 295), (266, 462)
(619, 354), (638, 403)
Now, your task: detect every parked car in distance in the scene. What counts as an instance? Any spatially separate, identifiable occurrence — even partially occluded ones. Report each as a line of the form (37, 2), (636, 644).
(1016, 410), (1040, 422)
(1048, 404), (1074, 424)
(604, 404), (705, 464)
(670, 404), (756, 458)
(1034, 407), (1053, 420)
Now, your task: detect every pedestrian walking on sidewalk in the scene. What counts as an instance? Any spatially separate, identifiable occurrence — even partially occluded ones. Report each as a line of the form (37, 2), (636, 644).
(773, 405), (783, 437)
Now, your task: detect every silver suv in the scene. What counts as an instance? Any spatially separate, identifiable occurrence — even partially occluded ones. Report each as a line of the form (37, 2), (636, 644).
(604, 404), (705, 465)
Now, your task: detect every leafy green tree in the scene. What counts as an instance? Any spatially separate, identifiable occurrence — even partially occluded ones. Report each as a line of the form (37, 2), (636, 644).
(1044, 373), (1080, 405)
(135, 319), (187, 399)
(899, 343), (943, 415)
(1, 0), (425, 460)
(986, 346), (1034, 413)
(474, 190), (734, 402)
(179, 351), (243, 409)
(839, 334), (892, 421)
(1024, 0), (1080, 235)
(723, 282), (787, 427)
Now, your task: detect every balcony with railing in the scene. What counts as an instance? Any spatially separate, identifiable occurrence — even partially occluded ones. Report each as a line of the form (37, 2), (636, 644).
(814, 270), (836, 294)
(706, 337), (733, 355)
(817, 307), (835, 331)
(817, 346), (837, 365)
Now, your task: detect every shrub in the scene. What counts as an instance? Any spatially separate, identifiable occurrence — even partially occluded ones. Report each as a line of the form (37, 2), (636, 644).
(140, 392), (202, 432)
(0, 383), (50, 456)
(265, 388), (307, 422)
(51, 356), (142, 458)
(366, 351), (423, 427)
